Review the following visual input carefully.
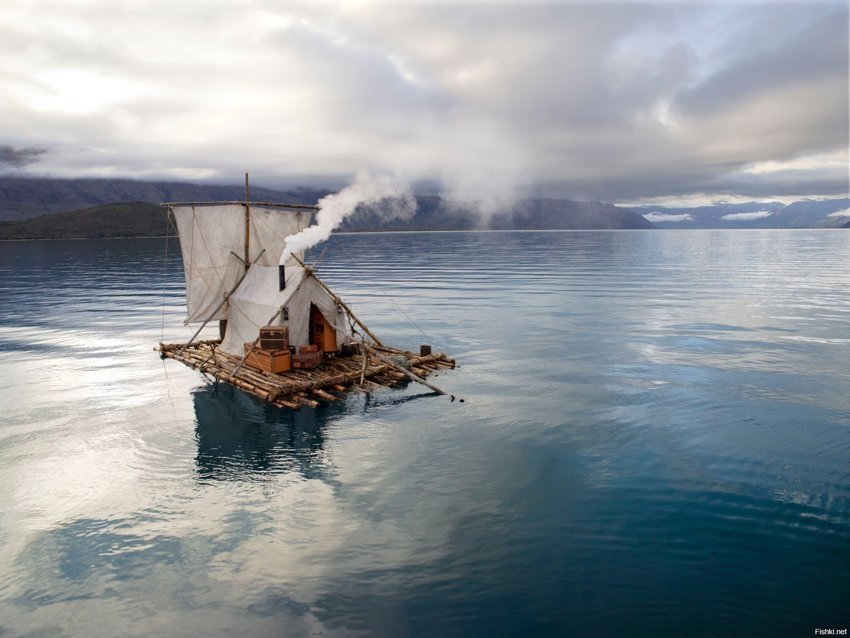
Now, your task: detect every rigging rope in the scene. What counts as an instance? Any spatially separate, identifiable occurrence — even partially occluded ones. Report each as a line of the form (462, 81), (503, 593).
(329, 235), (436, 346)
(161, 208), (170, 342)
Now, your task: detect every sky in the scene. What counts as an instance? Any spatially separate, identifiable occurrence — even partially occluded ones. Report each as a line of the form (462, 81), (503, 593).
(0, 0), (847, 206)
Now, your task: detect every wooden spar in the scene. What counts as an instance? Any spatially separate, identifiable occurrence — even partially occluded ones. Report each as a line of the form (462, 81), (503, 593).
(364, 344), (456, 400)
(244, 172), (251, 272)
(291, 254), (384, 347)
(159, 201), (318, 210)
(178, 249), (266, 355)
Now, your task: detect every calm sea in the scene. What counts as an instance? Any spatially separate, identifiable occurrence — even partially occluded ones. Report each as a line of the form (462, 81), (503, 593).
(0, 230), (848, 637)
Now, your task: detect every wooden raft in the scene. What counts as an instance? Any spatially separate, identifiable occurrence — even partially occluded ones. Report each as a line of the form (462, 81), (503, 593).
(157, 340), (456, 410)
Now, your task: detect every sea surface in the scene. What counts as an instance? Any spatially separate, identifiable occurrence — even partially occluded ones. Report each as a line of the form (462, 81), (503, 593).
(0, 230), (848, 637)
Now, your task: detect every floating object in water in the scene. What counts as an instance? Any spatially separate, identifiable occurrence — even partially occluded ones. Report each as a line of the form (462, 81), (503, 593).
(157, 175), (457, 409)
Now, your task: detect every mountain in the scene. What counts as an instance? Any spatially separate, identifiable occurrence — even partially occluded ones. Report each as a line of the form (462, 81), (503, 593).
(774, 199), (850, 227)
(844, 220), (850, 228)
(0, 176), (327, 221)
(0, 196), (653, 240)
(631, 199), (850, 228)
(0, 202), (166, 240)
(343, 196), (654, 231)
(0, 177), (654, 239)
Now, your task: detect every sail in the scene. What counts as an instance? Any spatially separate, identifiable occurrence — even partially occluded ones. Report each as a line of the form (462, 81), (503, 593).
(171, 204), (310, 323)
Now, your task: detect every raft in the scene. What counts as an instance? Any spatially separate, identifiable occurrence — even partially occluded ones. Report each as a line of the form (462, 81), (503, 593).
(158, 340), (456, 410)
(159, 179), (457, 409)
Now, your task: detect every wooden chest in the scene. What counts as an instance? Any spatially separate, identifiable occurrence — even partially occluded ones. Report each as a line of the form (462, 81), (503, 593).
(293, 351), (322, 370)
(243, 344), (292, 373)
(299, 343), (319, 354)
(259, 325), (289, 351)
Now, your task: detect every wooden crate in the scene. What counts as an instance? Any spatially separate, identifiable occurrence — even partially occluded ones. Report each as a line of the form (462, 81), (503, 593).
(243, 344), (292, 373)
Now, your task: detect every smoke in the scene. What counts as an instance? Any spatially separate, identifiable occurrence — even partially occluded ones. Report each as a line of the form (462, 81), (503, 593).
(432, 117), (529, 226)
(281, 169), (416, 263)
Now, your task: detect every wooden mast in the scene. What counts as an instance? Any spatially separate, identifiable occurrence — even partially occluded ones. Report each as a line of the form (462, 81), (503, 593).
(243, 172), (251, 270)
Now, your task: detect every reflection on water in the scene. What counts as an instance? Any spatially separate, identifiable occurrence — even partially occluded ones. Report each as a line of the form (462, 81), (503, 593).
(193, 383), (333, 482)
(193, 382), (443, 482)
(0, 231), (849, 637)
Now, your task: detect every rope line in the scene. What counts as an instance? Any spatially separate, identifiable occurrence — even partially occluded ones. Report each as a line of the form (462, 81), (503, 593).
(329, 236), (436, 346)
(160, 208), (170, 342)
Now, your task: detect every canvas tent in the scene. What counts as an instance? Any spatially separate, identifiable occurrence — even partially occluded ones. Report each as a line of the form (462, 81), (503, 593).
(219, 264), (352, 356)
(170, 203), (352, 356)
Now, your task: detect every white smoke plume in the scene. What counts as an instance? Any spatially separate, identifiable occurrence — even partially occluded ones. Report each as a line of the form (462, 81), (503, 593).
(281, 169), (416, 264)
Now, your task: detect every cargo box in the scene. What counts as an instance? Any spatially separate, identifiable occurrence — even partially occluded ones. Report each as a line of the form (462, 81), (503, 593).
(243, 344), (292, 373)
(259, 326), (289, 351)
(293, 351), (322, 370)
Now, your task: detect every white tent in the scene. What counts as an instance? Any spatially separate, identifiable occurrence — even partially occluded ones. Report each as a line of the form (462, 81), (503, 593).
(170, 203), (353, 356)
(219, 264), (352, 356)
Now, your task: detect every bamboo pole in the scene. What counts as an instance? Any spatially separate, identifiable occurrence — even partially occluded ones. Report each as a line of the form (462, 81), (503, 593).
(159, 201), (318, 210)
(244, 172), (251, 272)
(364, 345), (456, 400)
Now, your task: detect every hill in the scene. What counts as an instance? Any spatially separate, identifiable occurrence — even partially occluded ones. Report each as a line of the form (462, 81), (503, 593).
(0, 196), (653, 240)
(343, 196), (654, 231)
(0, 176), (327, 221)
(0, 202), (167, 240)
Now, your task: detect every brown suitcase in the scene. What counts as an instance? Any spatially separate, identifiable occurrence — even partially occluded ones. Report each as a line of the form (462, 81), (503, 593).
(259, 326), (289, 351)
(293, 351), (322, 370)
(299, 343), (320, 354)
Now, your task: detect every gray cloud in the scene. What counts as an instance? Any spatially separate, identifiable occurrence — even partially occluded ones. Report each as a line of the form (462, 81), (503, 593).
(0, 1), (846, 204)
(0, 145), (47, 169)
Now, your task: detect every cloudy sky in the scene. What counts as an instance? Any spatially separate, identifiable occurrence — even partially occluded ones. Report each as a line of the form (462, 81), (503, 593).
(1, 0), (847, 205)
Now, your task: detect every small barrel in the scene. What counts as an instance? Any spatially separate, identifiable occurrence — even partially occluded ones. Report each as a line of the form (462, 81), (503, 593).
(420, 344), (432, 356)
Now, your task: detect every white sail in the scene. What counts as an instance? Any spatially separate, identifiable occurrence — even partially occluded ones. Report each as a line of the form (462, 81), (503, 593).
(171, 204), (310, 323)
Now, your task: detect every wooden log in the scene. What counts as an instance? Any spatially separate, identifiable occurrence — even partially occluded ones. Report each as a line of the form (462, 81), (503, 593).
(165, 343), (455, 400)
(311, 388), (339, 402)
(296, 395), (320, 408)
(273, 398), (301, 410)
(364, 346), (455, 399)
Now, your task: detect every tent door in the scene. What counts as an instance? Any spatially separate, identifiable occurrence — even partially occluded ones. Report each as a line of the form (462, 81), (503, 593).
(310, 303), (338, 352)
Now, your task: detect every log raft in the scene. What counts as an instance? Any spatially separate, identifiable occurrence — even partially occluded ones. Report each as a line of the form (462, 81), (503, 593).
(157, 340), (456, 410)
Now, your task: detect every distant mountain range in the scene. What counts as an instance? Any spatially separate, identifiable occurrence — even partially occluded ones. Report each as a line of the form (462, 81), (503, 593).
(1, 177), (847, 240)
(633, 199), (850, 228)
(0, 177), (652, 239)
(0, 177), (327, 221)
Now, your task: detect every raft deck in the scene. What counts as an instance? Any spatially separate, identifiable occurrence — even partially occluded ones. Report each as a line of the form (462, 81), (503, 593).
(158, 340), (456, 409)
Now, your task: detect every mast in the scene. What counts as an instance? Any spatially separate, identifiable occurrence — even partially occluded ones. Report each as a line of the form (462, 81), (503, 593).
(243, 172), (251, 271)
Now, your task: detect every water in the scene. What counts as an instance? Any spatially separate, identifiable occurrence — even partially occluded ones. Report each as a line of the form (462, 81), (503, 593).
(0, 230), (848, 637)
